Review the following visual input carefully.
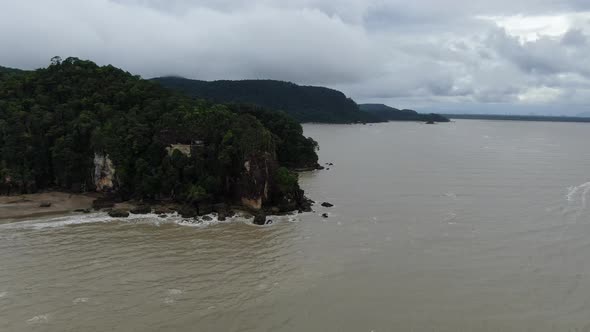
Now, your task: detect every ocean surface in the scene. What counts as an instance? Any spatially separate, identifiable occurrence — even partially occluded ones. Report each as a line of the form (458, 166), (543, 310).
(2, 119), (590, 331)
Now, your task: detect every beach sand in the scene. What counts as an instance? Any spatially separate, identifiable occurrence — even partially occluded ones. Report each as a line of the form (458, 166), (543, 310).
(0, 192), (100, 221)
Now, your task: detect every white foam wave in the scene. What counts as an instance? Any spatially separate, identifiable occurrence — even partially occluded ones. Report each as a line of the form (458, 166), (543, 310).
(2, 210), (302, 231)
(564, 182), (590, 220)
(167, 289), (183, 295)
(72, 297), (90, 304)
(27, 314), (49, 324)
(566, 182), (590, 202)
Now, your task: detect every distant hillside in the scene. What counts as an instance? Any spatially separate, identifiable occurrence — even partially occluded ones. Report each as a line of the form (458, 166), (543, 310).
(153, 77), (378, 123)
(359, 104), (450, 123)
(0, 66), (26, 77)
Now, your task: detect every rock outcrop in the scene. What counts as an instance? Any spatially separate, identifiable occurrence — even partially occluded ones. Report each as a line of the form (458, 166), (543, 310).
(93, 153), (116, 192)
(239, 152), (276, 211)
(108, 209), (129, 218)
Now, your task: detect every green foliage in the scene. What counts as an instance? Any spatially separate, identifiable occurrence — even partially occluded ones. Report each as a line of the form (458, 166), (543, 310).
(274, 167), (298, 194)
(359, 104), (450, 123)
(0, 57), (319, 202)
(186, 184), (208, 204)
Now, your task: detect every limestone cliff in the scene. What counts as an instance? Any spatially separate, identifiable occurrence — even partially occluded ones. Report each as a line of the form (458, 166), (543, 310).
(93, 153), (116, 192)
(238, 152), (276, 211)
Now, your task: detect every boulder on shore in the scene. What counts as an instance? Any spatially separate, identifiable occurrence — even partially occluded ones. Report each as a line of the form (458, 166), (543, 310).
(198, 203), (214, 216)
(178, 206), (198, 218)
(253, 213), (267, 225)
(130, 205), (151, 214)
(108, 209), (130, 218)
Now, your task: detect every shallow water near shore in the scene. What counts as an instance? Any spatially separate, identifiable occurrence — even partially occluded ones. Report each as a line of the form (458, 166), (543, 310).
(2, 119), (590, 331)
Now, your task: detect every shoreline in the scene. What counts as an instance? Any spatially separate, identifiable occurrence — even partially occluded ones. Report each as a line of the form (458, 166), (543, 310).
(0, 191), (314, 225)
(0, 192), (99, 221)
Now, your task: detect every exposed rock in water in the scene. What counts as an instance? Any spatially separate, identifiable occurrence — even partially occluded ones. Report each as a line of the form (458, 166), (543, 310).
(213, 203), (230, 214)
(322, 213), (329, 218)
(201, 215), (213, 221)
(321, 202), (334, 208)
(130, 205), (151, 214)
(39, 202), (52, 208)
(178, 206), (198, 218)
(154, 207), (172, 215)
(253, 213), (267, 225)
(426, 120), (435, 124)
(93, 153), (116, 192)
(218, 213), (227, 221)
(266, 219), (273, 225)
(198, 203), (213, 216)
(108, 209), (129, 218)
(74, 208), (91, 214)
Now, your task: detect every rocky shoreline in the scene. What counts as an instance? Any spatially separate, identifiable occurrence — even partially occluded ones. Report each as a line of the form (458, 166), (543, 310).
(0, 191), (315, 226)
(102, 196), (315, 225)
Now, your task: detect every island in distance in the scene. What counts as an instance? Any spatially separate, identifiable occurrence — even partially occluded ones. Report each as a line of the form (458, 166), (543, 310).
(153, 76), (450, 124)
(358, 103), (450, 123)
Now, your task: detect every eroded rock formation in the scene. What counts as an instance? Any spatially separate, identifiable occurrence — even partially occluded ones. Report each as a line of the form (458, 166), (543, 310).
(93, 153), (116, 192)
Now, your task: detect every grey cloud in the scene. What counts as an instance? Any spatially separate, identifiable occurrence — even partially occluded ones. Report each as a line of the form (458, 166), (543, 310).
(1, 0), (590, 114)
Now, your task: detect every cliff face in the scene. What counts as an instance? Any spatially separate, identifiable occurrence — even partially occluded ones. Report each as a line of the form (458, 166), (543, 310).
(93, 153), (116, 192)
(238, 152), (276, 211)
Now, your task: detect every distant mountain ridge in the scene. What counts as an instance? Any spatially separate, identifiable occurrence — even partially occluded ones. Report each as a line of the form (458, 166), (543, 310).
(0, 66), (26, 76)
(153, 77), (377, 123)
(359, 103), (450, 123)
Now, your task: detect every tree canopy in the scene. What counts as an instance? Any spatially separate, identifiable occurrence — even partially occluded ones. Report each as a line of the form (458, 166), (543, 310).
(153, 77), (379, 123)
(0, 58), (318, 208)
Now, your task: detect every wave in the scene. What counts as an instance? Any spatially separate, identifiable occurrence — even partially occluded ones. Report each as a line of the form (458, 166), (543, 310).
(0, 210), (303, 231)
(564, 182), (590, 220)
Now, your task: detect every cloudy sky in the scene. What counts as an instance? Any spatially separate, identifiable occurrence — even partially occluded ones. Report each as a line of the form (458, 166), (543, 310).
(2, 0), (590, 114)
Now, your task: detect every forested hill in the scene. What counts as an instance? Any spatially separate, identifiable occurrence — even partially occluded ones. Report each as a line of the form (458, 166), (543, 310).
(0, 58), (318, 213)
(153, 77), (377, 123)
(0, 66), (26, 77)
(359, 103), (450, 123)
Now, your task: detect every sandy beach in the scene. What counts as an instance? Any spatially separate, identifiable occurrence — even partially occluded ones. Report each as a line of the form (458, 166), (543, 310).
(0, 192), (100, 221)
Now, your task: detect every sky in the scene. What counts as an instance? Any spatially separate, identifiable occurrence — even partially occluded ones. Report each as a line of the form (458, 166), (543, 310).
(1, 0), (590, 115)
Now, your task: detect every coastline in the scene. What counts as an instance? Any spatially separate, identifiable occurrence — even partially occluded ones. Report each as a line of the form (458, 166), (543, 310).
(0, 192), (99, 221)
(0, 191), (314, 225)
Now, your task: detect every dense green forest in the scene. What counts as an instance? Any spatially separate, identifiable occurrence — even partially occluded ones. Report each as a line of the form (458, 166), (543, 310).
(359, 104), (450, 123)
(0, 58), (317, 211)
(153, 77), (380, 123)
(0, 66), (25, 77)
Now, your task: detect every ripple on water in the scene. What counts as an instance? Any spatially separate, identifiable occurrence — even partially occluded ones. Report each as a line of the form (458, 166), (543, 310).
(72, 297), (90, 304)
(27, 314), (49, 325)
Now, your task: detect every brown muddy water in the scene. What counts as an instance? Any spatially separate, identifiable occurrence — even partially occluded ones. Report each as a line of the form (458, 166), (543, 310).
(1, 120), (590, 331)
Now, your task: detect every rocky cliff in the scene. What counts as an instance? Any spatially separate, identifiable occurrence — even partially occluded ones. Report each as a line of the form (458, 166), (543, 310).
(93, 153), (116, 192)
